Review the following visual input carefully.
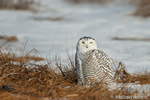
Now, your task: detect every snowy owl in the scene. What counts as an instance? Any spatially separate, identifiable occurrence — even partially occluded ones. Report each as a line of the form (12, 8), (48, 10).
(75, 36), (113, 86)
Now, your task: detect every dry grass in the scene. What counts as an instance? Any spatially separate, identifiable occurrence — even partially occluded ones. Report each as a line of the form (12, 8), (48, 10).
(131, 73), (150, 85)
(65, 0), (112, 4)
(0, 51), (150, 100)
(134, 0), (150, 17)
(32, 17), (65, 21)
(0, 35), (18, 48)
(0, 35), (44, 62)
(0, 0), (39, 11)
(10, 55), (44, 62)
(0, 36), (150, 99)
(112, 37), (150, 42)
(0, 35), (18, 42)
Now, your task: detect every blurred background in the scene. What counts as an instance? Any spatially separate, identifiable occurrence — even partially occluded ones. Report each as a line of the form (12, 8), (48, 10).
(0, 0), (150, 73)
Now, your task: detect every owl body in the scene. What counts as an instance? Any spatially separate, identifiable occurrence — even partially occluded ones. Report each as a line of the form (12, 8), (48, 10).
(75, 37), (113, 85)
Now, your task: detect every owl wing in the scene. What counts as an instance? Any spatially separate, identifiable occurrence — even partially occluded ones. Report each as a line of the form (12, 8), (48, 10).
(75, 53), (84, 85)
(93, 50), (113, 78)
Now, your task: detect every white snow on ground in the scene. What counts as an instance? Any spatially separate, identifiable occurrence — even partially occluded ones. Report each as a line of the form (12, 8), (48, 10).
(0, 0), (150, 73)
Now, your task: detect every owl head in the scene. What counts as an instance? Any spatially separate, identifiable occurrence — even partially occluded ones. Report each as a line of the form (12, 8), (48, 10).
(76, 36), (98, 53)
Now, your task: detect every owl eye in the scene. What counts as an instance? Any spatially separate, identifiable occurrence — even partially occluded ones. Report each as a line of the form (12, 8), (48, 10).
(90, 42), (93, 44)
(82, 42), (85, 44)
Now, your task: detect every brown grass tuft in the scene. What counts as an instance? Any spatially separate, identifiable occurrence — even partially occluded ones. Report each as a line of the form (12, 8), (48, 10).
(65, 0), (112, 4)
(131, 73), (150, 85)
(112, 37), (150, 42)
(11, 55), (45, 62)
(0, 35), (18, 42)
(0, 0), (39, 11)
(0, 45), (150, 99)
(134, 0), (150, 17)
(32, 17), (65, 21)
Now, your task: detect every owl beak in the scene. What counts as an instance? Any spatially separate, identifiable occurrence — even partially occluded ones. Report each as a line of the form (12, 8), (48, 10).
(86, 45), (88, 48)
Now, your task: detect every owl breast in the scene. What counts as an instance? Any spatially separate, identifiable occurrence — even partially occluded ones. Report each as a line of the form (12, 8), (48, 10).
(79, 49), (112, 84)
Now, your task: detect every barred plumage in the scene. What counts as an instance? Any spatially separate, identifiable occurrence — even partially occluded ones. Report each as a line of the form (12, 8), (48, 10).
(75, 37), (113, 86)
